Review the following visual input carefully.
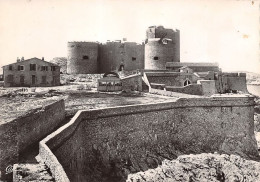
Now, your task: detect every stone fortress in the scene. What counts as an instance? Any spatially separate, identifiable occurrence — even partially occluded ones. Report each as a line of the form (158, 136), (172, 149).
(67, 25), (180, 74)
(65, 25), (247, 96)
(1, 25), (259, 182)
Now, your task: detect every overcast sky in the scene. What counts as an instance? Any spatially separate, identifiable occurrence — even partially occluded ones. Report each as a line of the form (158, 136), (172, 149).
(0, 0), (259, 73)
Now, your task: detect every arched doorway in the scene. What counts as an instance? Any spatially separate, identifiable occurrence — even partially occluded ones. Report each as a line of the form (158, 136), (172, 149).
(184, 79), (191, 86)
(118, 64), (124, 71)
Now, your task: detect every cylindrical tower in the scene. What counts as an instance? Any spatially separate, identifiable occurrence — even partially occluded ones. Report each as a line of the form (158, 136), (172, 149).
(67, 42), (98, 74)
(145, 26), (180, 70)
(145, 39), (175, 70)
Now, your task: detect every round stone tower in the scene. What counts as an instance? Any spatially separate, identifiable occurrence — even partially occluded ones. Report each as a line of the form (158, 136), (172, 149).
(67, 42), (98, 74)
(145, 26), (180, 70)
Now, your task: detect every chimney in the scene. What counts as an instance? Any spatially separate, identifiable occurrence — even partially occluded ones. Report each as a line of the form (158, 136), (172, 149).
(42, 57), (44, 61)
(21, 57), (24, 61)
(17, 57), (20, 62)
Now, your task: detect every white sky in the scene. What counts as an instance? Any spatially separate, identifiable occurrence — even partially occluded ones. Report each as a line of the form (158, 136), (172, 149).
(0, 0), (259, 73)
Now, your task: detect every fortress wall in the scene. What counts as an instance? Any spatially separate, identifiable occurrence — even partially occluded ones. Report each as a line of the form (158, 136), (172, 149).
(98, 42), (144, 73)
(165, 84), (203, 95)
(0, 100), (65, 180)
(147, 73), (199, 87)
(39, 96), (258, 182)
(215, 73), (248, 93)
(226, 74), (248, 93)
(199, 80), (217, 96)
(123, 43), (144, 71)
(67, 42), (98, 74)
(98, 42), (121, 73)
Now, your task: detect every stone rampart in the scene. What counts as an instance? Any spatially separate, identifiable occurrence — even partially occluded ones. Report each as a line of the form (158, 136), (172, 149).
(0, 99), (65, 180)
(166, 84), (203, 95)
(215, 72), (248, 93)
(39, 96), (258, 182)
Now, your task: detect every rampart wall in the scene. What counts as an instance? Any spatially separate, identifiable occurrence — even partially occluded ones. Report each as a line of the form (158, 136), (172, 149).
(39, 96), (259, 182)
(146, 72), (199, 87)
(0, 100), (65, 180)
(165, 84), (203, 95)
(215, 72), (248, 93)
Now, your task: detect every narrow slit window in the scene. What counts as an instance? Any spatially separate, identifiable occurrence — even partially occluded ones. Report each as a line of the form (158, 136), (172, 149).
(83, 56), (89, 60)
(154, 56), (159, 60)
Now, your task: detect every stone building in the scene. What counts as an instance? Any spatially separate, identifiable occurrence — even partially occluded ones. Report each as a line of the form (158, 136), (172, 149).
(2, 57), (60, 87)
(67, 41), (145, 74)
(97, 72), (122, 92)
(66, 26), (180, 74)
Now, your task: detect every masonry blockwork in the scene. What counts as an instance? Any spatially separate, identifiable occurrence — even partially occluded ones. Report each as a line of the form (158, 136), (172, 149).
(66, 26), (180, 74)
(67, 42), (99, 74)
(38, 96), (259, 182)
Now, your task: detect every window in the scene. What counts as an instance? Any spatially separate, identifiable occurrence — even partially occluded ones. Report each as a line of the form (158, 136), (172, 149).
(7, 75), (14, 83)
(51, 66), (56, 71)
(42, 76), (47, 84)
(99, 82), (107, 86)
(9, 65), (12, 70)
(154, 56), (159, 60)
(30, 64), (36, 71)
(82, 55), (89, 60)
(41, 66), (48, 71)
(132, 57), (136, 61)
(18, 65), (24, 71)
(115, 82), (122, 86)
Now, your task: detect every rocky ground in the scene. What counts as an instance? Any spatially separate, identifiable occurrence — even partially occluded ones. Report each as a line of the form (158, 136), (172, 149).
(127, 153), (260, 182)
(0, 86), (177, 123)
(13, 164), (54, 182)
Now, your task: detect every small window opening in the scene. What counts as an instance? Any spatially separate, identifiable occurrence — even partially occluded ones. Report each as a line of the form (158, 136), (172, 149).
(9, 65), (13, 70)
(154, 56), (159, 60)
(83, 55), (89, 60)
(18, 65), (24, 71)
(132, 57), (136, 61)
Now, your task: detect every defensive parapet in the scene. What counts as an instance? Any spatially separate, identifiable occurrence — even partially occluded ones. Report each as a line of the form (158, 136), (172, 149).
(145, 26), (180, 70)
(215, 72), (248, 93)
(67, 42), (99, 74)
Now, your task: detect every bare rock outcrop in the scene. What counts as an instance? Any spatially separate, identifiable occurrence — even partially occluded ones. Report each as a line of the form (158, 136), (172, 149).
(127, 153), (260, 182)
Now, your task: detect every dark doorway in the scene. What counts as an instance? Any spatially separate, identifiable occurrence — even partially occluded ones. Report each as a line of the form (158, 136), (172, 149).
(32, 75), (36, 85)
(118, 64), (124, 71)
